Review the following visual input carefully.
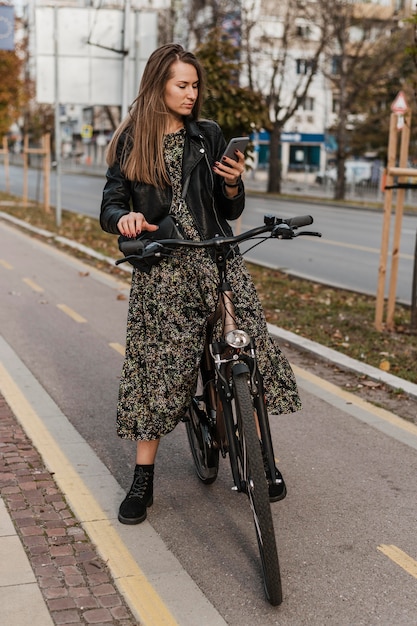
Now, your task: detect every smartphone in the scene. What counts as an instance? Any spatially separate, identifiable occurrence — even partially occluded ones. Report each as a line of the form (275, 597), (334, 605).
(221, 136), (249, 162)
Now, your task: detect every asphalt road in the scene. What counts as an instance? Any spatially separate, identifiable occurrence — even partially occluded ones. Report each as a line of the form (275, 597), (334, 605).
(2, 163), (416, 304)
(1, 221), (417, 625)
(239, 198), (417, 305)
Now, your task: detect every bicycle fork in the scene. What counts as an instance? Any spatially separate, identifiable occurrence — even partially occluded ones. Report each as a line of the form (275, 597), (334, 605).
(208, 279), (279, 491)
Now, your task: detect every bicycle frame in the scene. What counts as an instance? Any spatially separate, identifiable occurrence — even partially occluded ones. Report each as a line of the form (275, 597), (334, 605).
(199, 245), (278, 492)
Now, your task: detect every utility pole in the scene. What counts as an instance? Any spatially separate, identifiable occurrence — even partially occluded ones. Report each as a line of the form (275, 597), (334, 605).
(121, 0), (131, 120)
(54, 4), (62, 227)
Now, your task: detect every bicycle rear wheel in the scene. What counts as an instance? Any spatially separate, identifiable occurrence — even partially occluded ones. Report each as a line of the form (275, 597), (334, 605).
(185, 392), (219, 485)
(232, 368), (283, 606)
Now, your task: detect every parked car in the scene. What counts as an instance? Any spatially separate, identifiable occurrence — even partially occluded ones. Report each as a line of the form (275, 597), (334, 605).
(316, 160), (373, 186)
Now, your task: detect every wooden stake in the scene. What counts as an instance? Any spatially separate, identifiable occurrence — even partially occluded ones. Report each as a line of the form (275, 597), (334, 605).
(22, 133), (51, 213)
(23, 134), (29, 207)
(386, 112), (412, 329)
(42, 133), (51, 214)
(375, 113), (397, 330)
(0, 137), (10, 193)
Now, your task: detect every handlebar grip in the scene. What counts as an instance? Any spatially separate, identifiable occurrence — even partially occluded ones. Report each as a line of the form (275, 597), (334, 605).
(286, 215), (313, 228)
(119, 238), (145, 255)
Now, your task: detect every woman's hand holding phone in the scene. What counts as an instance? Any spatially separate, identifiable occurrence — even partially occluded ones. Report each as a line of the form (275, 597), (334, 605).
(213, 136), (248, 196)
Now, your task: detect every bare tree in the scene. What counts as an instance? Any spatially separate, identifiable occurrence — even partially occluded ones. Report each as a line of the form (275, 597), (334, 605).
(320, 0), (409, 199)
(167, 2), (411, 198)
(172, 0), (236, 49)
(240, 0), (328, 193)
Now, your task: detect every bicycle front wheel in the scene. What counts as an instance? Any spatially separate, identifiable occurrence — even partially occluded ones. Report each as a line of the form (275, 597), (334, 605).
(233, 368), (283, 606)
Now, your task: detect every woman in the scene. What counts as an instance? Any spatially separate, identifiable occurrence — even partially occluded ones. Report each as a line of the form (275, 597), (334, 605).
(100, 43), (301, 525)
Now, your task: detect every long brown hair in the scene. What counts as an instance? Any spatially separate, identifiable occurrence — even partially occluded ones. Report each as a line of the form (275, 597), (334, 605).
(106, 43), (205, 187)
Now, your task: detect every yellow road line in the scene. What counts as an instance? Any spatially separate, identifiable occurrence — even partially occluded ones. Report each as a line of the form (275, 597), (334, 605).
(22, 277), (44, 293)
(0, 259), (13, 269)
(56, 303), (87, 323)
(0, 361), (179, 626)
(378, 545), (417, 579)
(292, 364), (417, 437)
(109, 342), (125, 356)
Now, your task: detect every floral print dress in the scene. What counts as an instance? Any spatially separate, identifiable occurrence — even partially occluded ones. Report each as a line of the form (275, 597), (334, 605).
(116, 129), (301, 441)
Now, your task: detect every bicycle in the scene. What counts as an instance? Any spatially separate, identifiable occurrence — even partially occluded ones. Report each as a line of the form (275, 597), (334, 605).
(117, 213), (321, 606)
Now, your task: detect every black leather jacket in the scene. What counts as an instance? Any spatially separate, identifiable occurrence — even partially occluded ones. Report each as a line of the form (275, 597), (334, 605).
(100, 118), (245, 240)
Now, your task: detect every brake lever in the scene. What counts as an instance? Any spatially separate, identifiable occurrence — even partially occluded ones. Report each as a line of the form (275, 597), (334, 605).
(141, 241), (165, 257)
(294, 231), (322, 238)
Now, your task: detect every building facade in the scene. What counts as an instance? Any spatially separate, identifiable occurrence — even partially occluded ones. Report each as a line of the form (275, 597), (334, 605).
(238, 0), (414, 177)
(15, 0), (415, 173)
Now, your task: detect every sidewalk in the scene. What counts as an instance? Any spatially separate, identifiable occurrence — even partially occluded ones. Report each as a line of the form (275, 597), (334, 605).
(0, 393), (137, 626)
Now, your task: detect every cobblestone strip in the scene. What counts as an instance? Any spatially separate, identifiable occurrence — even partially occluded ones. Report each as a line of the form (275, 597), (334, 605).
(0, 394), (139, 626)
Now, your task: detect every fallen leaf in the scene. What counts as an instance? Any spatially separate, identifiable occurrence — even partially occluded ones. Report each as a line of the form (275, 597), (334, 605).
(379, 360), (390, 372)
(117, 293), (127, 300)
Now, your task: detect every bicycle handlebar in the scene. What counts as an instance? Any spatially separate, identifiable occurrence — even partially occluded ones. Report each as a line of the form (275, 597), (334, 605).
(116, 213), (321, 266)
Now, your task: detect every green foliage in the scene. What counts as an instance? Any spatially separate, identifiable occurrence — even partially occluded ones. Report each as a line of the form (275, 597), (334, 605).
(25, 103), (55, 142)
(195, 28), (271, 142)
(347, 26), (417, 160)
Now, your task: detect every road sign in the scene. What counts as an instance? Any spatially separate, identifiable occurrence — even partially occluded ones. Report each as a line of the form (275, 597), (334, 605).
(391, 91), (408, 114)
(80, 124), (93, 140)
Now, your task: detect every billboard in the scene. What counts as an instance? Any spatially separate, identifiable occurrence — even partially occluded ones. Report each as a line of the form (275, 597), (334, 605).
(0, 5), (14, 51)
(35, 6), (157, 106)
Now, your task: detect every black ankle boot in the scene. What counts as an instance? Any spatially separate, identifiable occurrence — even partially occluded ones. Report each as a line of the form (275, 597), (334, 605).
(118, 464), (154, 525)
